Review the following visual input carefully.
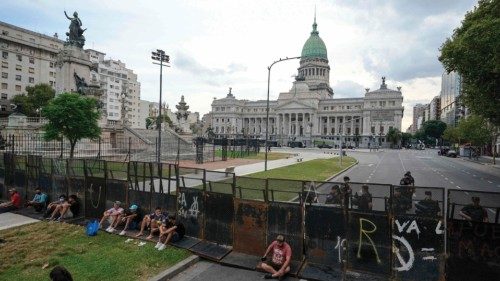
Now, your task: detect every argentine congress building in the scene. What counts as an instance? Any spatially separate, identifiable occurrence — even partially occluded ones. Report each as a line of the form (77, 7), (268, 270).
(210, 18), (404, 148)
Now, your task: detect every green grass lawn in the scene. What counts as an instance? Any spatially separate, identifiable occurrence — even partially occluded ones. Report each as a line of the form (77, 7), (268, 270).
(0, 222), (191, 281)
(207, 156), (357, 201)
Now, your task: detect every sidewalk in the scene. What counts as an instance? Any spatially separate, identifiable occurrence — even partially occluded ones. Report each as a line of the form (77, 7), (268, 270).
(0, 212), (38, 231)
(461, 155), (500, 169)
(213, 150), (337, 176)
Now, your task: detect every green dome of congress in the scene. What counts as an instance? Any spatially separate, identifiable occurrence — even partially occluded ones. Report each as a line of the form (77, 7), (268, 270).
(301, 18), (328, 60)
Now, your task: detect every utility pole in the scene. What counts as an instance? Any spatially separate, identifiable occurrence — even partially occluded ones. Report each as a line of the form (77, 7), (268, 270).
(151, 49), (170, 163)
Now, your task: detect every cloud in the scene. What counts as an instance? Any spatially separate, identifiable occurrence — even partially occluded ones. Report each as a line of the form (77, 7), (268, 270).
(333, 80), (365, 98)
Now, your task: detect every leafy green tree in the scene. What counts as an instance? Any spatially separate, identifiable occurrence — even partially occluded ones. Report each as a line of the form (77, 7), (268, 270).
(43, 93), (101, 158)
(401, 132), (412, 147)
(386, 127), (401, 148)
(422, 120), (447, 139)
(457, 115), (492, 147)
(442, 126), (460, 146)
(439, 0), (500, 126)
(11, 83), (55, 117)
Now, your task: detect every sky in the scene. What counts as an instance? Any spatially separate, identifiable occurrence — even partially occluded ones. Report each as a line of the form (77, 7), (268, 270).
(1, 0), (477, 130)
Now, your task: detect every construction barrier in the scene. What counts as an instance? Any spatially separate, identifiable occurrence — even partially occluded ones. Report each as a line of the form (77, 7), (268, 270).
(1, 153), (499, 281)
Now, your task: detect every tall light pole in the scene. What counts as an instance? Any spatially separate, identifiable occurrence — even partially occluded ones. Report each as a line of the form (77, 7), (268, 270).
(265, 56), (301, 171)
(151, 49), (170, 163)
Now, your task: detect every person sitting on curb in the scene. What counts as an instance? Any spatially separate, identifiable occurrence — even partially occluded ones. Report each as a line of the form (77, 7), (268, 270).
(43, 195), (67, 219)
(0, 188), (21, 214)
(25, 187), (48, 212)
(260, 234), (292, 280)
(99, 201), (124, 231)
(110, 204), (142, 236)
(135, 207), (166, 239)
(155, 215), (185, 251)
(48, 194), (80, 221)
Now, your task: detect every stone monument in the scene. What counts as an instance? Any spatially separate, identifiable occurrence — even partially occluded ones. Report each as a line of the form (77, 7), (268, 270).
(175, 95), (191, 134)
(55, 11), (100, 96)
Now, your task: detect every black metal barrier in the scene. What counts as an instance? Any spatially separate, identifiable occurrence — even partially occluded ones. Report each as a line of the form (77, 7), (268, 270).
(2, 154), (500, 281)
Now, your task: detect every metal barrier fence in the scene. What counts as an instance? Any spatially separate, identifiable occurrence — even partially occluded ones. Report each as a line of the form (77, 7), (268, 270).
(0, 153), (498, 281)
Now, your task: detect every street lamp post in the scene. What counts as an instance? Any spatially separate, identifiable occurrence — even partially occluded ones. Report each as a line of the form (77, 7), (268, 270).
(151, 49), (170, 163)
(265, 56), (301, 171)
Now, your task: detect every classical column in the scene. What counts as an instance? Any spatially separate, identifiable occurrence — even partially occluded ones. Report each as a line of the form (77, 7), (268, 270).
(351, 116), (354, 135)
(326, 116), (330, 135)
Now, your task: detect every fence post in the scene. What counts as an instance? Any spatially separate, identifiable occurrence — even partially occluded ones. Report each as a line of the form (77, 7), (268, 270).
(59, 138), (63, 158)
(98, 137), (102, 159)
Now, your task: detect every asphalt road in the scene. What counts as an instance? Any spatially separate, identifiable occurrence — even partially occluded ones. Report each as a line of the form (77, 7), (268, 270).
(325, 148), (500, 222)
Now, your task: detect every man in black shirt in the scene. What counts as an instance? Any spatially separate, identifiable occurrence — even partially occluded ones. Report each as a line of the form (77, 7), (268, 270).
(353, 185), (373, 211)
(341, 176), (352, 208)
(53, 194), (79, 221)
(156, 215), (185, 251)
(460, 197), (489, 222)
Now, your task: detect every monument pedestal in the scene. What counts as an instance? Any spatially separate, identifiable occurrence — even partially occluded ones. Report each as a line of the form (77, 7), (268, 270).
(55, 45), (93, 94)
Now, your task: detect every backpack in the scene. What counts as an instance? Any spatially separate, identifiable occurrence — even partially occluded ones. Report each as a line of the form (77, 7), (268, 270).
(86, 220), (99, 236)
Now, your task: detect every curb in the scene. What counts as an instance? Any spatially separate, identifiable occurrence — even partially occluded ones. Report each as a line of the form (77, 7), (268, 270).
(460, 157), (500, 169)
(326, 158), (359, 182)
(148, 255), (200, 281)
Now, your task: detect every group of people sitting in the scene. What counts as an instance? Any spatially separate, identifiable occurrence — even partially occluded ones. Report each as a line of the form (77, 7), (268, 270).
(0, 187), (80, 221)
(98, 203), (185, 250)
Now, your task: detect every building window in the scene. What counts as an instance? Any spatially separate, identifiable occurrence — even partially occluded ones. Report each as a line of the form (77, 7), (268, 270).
(371, 126), (375, 134)
(1, 51), (7, 59)
(15, 75), (21, 81)
(1, 83), (7, 89)
(16, 65), (21, 71)
(29, 77), (34, 83)
(15, 85), (21, 91)
(1, 93), (7, 99)
(29, 67), (34, 74)
(50, 62), (54, 68)
(16, 54), (22, 61)
(1, 62), (8, 68)
(49, 71), (55, 77)
(1, 72), (7, 78)
(29, 57), (34, 64)
(49, 81), (54, 86)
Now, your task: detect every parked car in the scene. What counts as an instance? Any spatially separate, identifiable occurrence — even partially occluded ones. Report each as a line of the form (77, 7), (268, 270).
(317, 143), (332, 149)
(446, 150), (458, 158)
(438, 147), (450, 156)
(288, 141), (304, 148)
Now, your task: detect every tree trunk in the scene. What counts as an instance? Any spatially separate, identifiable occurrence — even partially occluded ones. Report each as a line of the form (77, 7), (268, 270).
(70, 140), (77, 159)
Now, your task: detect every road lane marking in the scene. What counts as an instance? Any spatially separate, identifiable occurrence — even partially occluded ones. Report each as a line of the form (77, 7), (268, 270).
(445, 178), (448, 180)
(456, 185), (461, 189)
(473, 174), (477, 177)
(465, 192), (469, 195)
(487, 181), (492, 184)
(398, 152), (406, 172)
(450, 181), (454, 184)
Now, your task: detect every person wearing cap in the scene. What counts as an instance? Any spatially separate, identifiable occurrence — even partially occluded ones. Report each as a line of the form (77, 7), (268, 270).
(415, 191), (441, 217)
(260, 234), (292, 280)
(48, 194), (80, 221)
(99, 201), (124, 231)
(156, 215), (186, 251)
(0, 188), (21, 213)
(112, 204), (142, 235)
(25, 187), (48, 212)
(460, 196), (488, 222)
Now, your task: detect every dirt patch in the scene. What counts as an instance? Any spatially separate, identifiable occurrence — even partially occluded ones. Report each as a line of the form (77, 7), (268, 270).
(172, 158), (262, 170)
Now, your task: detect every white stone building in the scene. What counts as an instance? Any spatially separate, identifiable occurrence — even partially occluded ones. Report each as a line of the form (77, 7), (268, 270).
(87, 49), (141, 128)
(0, 21), (63, 114)
(210, 18), (404, 148)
